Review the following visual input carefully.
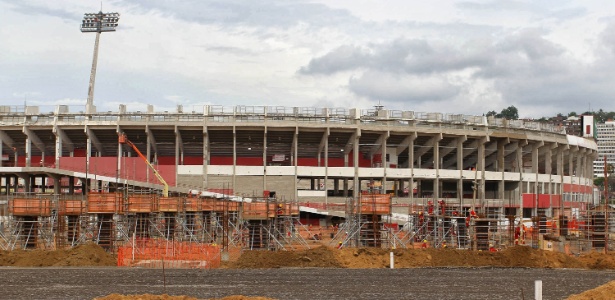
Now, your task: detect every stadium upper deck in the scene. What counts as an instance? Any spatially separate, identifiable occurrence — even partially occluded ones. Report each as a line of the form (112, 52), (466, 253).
(0, 104), (598, 217)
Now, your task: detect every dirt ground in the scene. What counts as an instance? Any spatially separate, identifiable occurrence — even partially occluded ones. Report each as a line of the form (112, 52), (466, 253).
(2, 244), (615, 299)
(0, 243), (116, 267)
(95, 295), (274, 300)
(2, 267), (614, 299)
(226, 245), (615, 270)
(567, 280), (615, 300)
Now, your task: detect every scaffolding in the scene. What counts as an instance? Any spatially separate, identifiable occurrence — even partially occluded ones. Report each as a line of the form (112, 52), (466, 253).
(241, 196), (306, 250)
(334, 193), (401, 248)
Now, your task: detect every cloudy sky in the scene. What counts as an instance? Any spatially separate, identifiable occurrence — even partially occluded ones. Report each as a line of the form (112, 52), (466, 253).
(1, 0), (615, 118)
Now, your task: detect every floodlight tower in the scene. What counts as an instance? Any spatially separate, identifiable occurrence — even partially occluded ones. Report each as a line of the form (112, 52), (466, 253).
(81, 11), (120, 113)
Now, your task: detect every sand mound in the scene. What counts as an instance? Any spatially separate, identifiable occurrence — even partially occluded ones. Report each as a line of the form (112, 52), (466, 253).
(227, 245), (614, 269)
(0, 243), (116, 267)
(95, 294), (275, 300)
(227, 246), (343, 268)
(567, 280), (615, 299)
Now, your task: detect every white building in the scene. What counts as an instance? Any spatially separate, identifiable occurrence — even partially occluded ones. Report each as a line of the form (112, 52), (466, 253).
(593, 120), (615, 177)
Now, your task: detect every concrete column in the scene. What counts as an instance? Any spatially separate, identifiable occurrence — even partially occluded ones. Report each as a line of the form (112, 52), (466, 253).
(457, 137), (464, 207)
(69, 176), (75, 194)
(434, 139), (440, 199)
(25, 137), (31, 167)
(478, 138), (487, 213)
(498, 140), (506, 206)
(334, 179), (339, 195)
(203, 129), (209, 189)
(353, 129), (360, 202)
(55, 130), (62, 169)
(293, 128), (298, 201)
(146, 129), (151, 183)
(263, 129), (267, 193)
(232, 127), (236, 193)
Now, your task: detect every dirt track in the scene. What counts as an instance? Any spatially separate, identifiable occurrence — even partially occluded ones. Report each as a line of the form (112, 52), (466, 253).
(1, 267), (614, 300)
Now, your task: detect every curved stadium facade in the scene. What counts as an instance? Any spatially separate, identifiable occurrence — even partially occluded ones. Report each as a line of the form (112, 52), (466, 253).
(0, 104), (598, 219)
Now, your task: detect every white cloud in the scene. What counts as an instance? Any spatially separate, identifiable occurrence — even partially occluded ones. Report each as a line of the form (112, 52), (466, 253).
(2, 0), (615, 118)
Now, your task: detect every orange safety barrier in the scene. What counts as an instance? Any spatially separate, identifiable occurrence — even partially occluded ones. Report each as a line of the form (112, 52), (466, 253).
(117, 239), (221, 269)
(127, 194), (157, 213)
(158, 197), (181, 212)
(9, 198), (52, 216)
(88, 192), (123, 213)
(59, 200), (85, 215)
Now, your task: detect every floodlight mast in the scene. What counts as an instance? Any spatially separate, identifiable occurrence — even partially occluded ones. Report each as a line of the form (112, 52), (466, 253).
(81, 11), (119, 112)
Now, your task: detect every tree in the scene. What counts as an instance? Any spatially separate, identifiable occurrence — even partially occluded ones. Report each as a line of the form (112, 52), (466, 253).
(486, 111), (497, 117)
(568, 112), (577, 117)
(499, 106), (519, 120)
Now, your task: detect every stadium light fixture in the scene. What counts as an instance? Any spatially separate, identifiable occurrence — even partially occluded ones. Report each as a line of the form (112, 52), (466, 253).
(81, 11), (120, 112)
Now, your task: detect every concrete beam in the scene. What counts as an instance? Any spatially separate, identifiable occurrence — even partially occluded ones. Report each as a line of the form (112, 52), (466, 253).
(85, 126), (103, 154)
(0, 130), (15, 149)
(53, 126), (74, 153)
(396, 132), (417, 156)
(368, 131), (389, 157)
(22, 126), (45, 153)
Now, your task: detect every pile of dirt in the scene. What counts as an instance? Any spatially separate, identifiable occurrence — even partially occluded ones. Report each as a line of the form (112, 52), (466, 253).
(567, 280), (615, 299)
(226, 246), (343, 268)
(576, 251), (615, 269)
(227, 245), (615, 269)
(0, 243), (116, 267)
(95, 295), (275, 300)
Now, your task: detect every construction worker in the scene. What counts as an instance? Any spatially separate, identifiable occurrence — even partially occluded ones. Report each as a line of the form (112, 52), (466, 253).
(441, 240), (447, 249)
(277, 203), (283, 215)
(489, 244), (497, 252)
(421, 239), (428, 248)
(337, 241), (343, 249)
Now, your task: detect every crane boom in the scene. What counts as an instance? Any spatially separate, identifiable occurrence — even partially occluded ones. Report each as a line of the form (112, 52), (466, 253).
(118, 133), (169, 197)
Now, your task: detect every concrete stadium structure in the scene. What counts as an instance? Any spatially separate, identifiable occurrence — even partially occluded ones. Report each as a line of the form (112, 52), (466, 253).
(0, 104), (599, 219)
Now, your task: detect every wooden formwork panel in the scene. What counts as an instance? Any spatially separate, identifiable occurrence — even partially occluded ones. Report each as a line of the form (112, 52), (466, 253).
(158, 197), (181, 212)
(213, 200), (239, 212)
(359, 204), (391, 214)
(275, 203), (299, 216)
(59, 200), (85, 215)
(184, 198), (201, 212)
(242, 202), (276, 219)
(88, 193), (124, 213)
(127, 194), (157, 213)
(9, 198), (52, 216)
(360, 194), (391, 204)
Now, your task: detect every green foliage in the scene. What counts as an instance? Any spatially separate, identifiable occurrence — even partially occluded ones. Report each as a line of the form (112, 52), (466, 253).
(485, 106), (519, 120)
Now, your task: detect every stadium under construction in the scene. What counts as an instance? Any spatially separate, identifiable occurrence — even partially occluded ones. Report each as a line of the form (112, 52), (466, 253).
(0, 104), (612, 266)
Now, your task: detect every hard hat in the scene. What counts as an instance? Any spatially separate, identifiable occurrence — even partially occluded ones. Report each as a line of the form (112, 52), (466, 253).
(338, 241), (343, 244)
(489, 244), (493, 247)
(423, 239), (427, 243)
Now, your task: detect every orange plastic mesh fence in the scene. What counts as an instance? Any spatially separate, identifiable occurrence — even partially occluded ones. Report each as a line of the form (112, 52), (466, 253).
(117, 239), (221, 269)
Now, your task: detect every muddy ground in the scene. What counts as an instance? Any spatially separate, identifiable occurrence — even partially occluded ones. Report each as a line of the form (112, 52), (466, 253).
(1, 267), (614, 300)
(2, 244), (615, 299)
